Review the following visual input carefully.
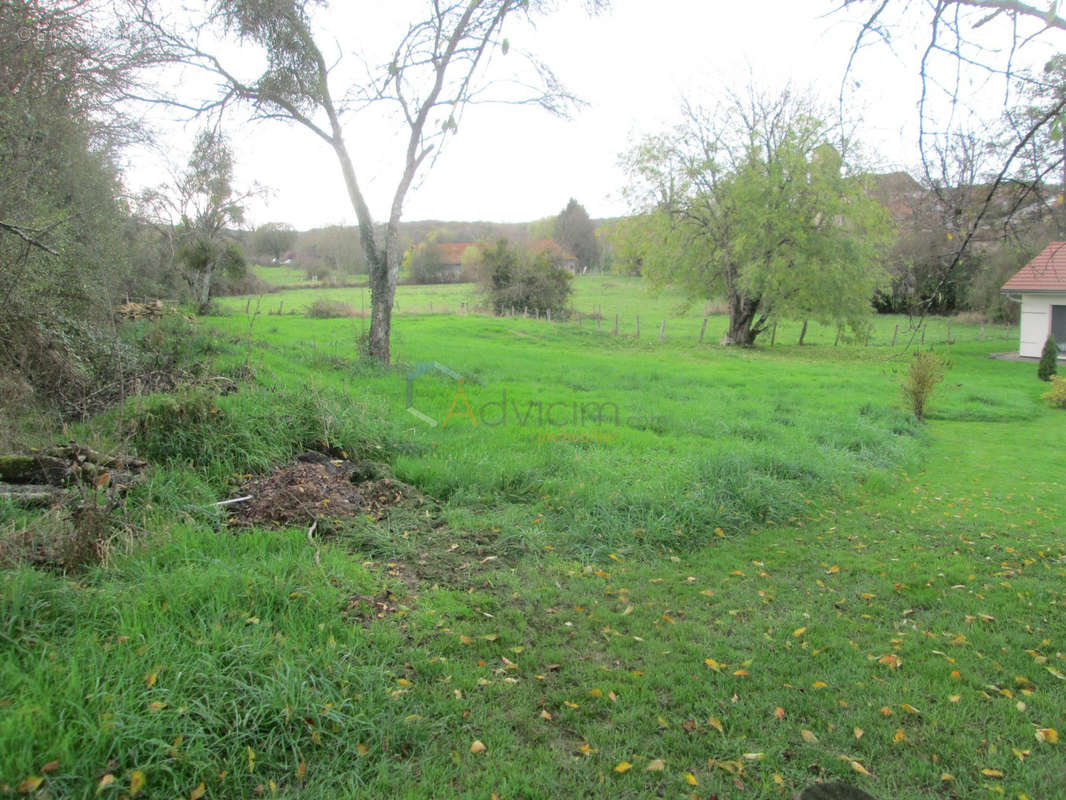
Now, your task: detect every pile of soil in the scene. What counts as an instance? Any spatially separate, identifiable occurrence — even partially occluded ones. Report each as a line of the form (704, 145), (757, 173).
(227, 453), (418, 528)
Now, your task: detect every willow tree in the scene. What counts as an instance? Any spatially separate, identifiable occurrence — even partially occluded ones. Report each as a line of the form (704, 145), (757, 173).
(136, 0), (597, 363)
(619, 88), (892, 346)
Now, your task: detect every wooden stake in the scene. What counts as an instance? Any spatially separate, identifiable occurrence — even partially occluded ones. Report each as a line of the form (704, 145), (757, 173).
(699, 317), (708, 344)
(613, 313), (619, 335)
(635, 315), (640, 339)
(891, 324), (898, 347)
(770, 322), (776, 347)
(659, 319), (666, 342)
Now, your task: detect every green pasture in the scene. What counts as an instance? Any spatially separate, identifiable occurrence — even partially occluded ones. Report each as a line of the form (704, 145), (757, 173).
(1, 303), (1062, 799)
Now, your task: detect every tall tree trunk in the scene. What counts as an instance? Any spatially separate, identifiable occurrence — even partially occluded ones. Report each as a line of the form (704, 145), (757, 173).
(721, 292), (762, 345)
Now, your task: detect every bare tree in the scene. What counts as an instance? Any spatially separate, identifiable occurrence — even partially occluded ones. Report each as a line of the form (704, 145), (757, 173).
(132, 0), (598, 364)
(840, 0), (1066, 317)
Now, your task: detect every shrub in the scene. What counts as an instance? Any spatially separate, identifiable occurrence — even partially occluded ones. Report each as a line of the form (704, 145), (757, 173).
(1038, 335), (1059, 381)
(901, 350), (946, 420)
(480, 238), (572, 316)
(1043, 376), (1066, 408)
(307, 299), (357, 318)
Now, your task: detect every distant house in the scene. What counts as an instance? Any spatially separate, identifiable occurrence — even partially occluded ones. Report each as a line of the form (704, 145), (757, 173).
(435, 242), (479, 280)
(1002, 242), (1066, 358)
(529, 240), (580, 275)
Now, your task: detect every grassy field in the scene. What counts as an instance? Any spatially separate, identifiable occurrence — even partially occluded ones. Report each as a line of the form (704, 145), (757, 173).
(1, 300), (1062, 799)
(220, 275), (1017, 350)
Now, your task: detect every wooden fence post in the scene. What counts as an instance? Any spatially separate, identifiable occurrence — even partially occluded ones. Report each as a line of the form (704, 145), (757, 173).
(596, 316), (602, 331)
(770, 322), (776, 347)
(635, 315), (640, 339)
(699, 317), (708, 344)
(979, 324), (985, 341)
(921, 327), (925, 345)
(659, 319), (666, 342)
(613, 314), (619, 335)
(546, 308), (551, 322)
(891, 325), (898, 347)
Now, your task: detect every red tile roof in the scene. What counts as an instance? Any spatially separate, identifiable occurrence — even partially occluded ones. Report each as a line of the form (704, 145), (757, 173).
(1002, 242), (1066, 292)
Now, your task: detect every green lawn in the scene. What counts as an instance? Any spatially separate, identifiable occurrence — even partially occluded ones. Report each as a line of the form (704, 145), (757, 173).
(1, 308), (1061, 799)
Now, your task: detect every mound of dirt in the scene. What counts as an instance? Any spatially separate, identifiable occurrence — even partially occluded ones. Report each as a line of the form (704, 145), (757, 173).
(227, 456), (420, 528)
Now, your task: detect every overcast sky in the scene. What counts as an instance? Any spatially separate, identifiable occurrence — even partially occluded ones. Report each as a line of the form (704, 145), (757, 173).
(126, 0), (1055, 230)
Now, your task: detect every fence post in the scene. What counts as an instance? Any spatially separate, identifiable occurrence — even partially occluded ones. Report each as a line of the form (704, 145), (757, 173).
(699, 317), (708, 344)
(946, 321), (953, 344)
(546, 308), (551, 322)
(659, 319), (665, 342)
(596, 316), (602, 331)
(613, 314), (619, 335)
(921, 327), (925, 345)
(979, 323), (985, 341)
(635, 315), (640, 339)
(770, 322), (776, 347)
(891, 325), (898, 347)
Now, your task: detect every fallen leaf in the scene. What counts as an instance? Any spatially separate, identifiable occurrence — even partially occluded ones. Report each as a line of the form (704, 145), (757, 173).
(613, 761), (632, 773)
(96, 774), (115, 794)
(826, 565), (840, 574)
(900, 703), (920, 714)
(540, 709), (552, 721)
(704, 657), (723, 671)
(129, 770), (146, 796)
(708, 715), (724, 735)
(893, 729), (906, 743)
(190, 782), (206, 800)
(1036, 728), (1059, 744)
(17, 776), (44, 794)
(469, 740), (487, 754)
(793, 627), (807, 637)
(940, 773), (954, 782)
(849, 759), (872, 776)
(812, 681), (828, 689)
(854, 727), (864, 740)
(684, 772), (699, 785)
(801, 729), (819, 744)
(144, 672), (157, 689)
(645, 759), (665, 772)
(40, 761), (59, 774)
(879, 706), (893, 716)
(981, 768), (1004, 777)
(355, 743), (370, 755)
(296, 760), (307, 781)
(774, 706), (786, 720)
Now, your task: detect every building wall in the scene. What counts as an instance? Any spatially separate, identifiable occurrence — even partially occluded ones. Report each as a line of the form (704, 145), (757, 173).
(1019, 293), (1066, 357)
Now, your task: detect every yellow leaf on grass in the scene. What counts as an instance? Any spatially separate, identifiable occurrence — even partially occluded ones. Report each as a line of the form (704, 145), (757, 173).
(981, 768), (1004, 777)
(613, 761), (632, 773)
(733, 669), (749, 676)
(96, 774), (115, 794)
(949, 694), (961, 703)
(854, 727), (864, 740)
(129, 770), (146, 796)
(743, 752), (764, 761)
(900, 703), (920, 714)
(878, 654), (902, 669)
(684, 772), (699, 785)
(296, 760), (307, 781)
(564, 701), (579, 709)
(645, 758), (665, 772)
(190, 782), (206, 800)
(708, 715), (724, 735)
(774, 706), (786, 720)
(16, 776), (44, 793)
(812, 681), (828, 689)
(355, 743), (369, 755)
(826, 565), (840, 574)
(247, 746), (256, 772)
(145, 671), (157, 689)
(459, 635), (472, 645)
(540, 709), (553, 721)
(940, 773), (954, 782)
(849, 759), (872, 776)
(893, 729), (906, 743)
(1036, 728), (1059, 744)
(879, 706), (893, 717)
(801, 730), (819, 744)
(704, 658), (722, 671)
(793, 627), (807, 637)
(469, 740), (487, 754)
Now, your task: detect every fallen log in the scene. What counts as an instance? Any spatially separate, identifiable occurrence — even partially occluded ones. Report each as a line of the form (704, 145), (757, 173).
(0, 482), (62, 507)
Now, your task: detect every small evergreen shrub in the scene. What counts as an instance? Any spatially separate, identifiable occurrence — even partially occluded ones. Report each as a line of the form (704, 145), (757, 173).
(901, 350), (946, 421)
(1038, 335), (1059, 381)
(1043, 376), (1066, 408)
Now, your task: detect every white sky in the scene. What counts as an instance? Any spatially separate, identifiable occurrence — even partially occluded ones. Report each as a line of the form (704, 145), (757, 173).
(125, 0), (1058, 230)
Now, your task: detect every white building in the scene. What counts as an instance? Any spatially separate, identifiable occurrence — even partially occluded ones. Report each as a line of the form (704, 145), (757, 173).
(1002, 242), (1066, 359)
